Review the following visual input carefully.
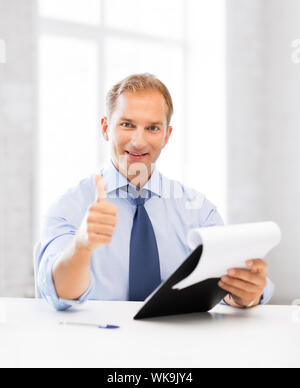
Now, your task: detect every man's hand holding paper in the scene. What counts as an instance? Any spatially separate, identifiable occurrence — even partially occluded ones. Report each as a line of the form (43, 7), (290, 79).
(219, 259), (268, 308)
(172, 222), (281, 310)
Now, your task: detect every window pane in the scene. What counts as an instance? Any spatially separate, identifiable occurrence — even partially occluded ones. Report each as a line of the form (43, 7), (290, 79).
(104, 37), (185, 181)
(186, 0), (227, 219)
(38, 36), (99, 233)
(104, 0), (184, 40)
(39, 0), (101, 25)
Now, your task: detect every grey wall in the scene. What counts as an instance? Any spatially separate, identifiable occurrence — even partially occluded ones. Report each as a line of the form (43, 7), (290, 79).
(227, 0), (300, 304)
(0, 0), (36, 297)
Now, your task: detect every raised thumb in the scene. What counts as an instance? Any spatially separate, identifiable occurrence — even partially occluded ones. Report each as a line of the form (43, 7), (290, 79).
(95, 175), (107, 203)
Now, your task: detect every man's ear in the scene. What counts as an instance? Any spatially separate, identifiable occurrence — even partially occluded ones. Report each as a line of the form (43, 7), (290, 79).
(101, 117), (109, 141)
(163, 126), (173, 148)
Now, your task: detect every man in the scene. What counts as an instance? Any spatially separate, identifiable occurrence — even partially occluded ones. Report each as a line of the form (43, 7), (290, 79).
(38, 73), (274, 311)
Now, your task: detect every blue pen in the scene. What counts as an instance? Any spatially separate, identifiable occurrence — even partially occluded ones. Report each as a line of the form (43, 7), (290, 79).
(59, 321), (120, 329)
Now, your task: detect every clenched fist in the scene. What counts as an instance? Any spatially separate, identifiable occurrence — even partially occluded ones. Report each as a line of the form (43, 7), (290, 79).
(77, 176), (118, 251)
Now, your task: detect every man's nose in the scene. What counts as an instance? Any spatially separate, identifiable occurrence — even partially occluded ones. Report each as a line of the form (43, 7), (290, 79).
(131, 128), (147, 149)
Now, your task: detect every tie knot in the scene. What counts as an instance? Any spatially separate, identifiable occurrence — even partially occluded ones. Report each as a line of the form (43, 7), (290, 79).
(135, 196), (146, 207)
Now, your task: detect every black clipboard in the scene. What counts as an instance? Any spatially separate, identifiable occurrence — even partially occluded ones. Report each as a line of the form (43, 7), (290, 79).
(134, 245), (228, 320)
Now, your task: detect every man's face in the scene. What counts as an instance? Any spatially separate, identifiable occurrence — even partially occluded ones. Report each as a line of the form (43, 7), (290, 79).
(101, 90), (172, 184)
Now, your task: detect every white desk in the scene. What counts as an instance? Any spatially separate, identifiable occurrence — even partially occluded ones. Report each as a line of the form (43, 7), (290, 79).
(0, 298), (299, 368)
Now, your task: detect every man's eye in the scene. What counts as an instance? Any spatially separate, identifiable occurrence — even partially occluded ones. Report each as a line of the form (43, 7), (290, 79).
(121, 122), (132, 128)
(148, 126), (159, 131)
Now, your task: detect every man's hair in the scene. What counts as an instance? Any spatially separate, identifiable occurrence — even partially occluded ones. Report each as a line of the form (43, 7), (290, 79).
(106, 73), (174, 125)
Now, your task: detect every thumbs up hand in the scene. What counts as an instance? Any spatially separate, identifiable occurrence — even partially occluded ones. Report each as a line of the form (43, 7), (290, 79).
(95, 175), (107, 203)
(79, 176), (118, 252)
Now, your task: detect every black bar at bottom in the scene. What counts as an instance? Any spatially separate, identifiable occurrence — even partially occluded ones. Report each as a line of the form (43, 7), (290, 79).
(98, 368), (217, 385)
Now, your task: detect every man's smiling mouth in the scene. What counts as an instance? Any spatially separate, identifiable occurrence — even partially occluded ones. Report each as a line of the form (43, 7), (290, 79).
(125, 151), (149, 157)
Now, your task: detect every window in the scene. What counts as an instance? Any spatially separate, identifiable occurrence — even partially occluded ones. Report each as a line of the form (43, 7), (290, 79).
(37, 0), (226, 238)
(39, 0), (101, 25)
(38, 35), (99, 215)
(105, 0), (184, 39)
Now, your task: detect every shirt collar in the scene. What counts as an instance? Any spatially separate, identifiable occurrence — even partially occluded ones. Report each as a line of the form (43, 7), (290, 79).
(101, 159), (162, 198)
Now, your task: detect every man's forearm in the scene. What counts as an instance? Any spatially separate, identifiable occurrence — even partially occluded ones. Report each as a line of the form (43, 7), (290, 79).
(50, 175), (118, 301)
(52, 237), (93, 300)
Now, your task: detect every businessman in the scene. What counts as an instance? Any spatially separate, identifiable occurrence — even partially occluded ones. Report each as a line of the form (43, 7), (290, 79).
(38, 73), (274, 311)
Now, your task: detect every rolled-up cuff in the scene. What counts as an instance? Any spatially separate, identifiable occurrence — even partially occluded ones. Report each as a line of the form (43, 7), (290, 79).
(38, 253), (95, 311)
(259, 277), (275, 305)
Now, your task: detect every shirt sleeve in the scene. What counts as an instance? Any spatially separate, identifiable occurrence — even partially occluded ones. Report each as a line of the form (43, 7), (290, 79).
(259, 277), (275, 305)
(38, 214), (95, 311)
(202, 206), (225, 227)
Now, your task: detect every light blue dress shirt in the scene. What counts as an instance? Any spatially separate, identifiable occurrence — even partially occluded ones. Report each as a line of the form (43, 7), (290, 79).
(38, 160), (274, 311)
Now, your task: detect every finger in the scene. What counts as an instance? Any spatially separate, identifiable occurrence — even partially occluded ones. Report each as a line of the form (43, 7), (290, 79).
(87, 223), (115, 236)
(246, 259), (268, 269)
(221, 275), (261, 294)
(227, 268), (267, 288)
(246, 259), (267, 271)
(90, 203), (118, 216)
(218, 281), (256, 302)
(95, 175), (107, 203)
(89, 233), (112, 245)
(88, 214), (117, 226)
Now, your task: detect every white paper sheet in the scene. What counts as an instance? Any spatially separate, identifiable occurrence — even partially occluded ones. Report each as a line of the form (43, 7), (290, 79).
(172, 222), (281, 290)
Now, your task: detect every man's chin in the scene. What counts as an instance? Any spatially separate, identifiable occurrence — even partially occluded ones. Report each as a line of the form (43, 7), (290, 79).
(112, 154), (158, 189)
(117, 154), (153, 176)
